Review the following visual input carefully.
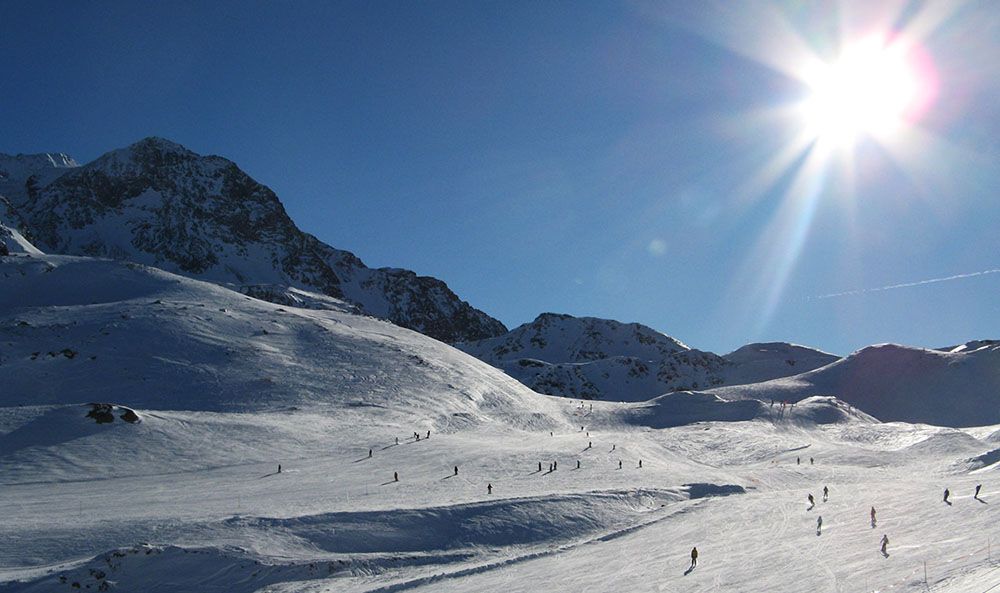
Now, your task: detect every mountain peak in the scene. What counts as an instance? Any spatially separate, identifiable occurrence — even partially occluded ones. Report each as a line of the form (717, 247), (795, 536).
(127, 136), (195, 155)
(9, 137), (507, 344)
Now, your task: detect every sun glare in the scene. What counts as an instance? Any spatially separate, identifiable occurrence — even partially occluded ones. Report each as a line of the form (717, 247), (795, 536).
(800, 36), (924, 146)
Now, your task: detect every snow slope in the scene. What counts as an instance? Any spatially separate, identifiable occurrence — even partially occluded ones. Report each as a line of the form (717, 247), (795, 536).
(458, 314), (839, 402)
(2, 259), (999, 592)
(722, 341), (840, 386)
(709, 343), (1000, 427)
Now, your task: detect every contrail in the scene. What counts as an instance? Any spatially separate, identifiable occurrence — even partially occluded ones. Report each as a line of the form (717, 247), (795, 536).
(810, 268), (1000, 300)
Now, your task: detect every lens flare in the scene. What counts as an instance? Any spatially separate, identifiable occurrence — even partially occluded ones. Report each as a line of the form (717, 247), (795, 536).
(799, 35), (935, 147)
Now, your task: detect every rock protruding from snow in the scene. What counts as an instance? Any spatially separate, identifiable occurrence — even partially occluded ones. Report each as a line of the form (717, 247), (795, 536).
(9, 137), (506, 343)
(709, 343), (1000, 427)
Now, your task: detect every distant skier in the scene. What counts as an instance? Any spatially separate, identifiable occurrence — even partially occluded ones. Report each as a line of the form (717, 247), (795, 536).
(277, 464), (281, 474)
(797, 457), (801, 465)
(870, 506), (877, 528)
(577, 460), (581, 469)
(368, 448), (373, 458)
(454, 466), (458, 476)
(394, 471), (398, 482)
(618, 460), (622, 469)
(807, 494), (815, 509)
(690, 547), (698, 569)
(427, 430), (431, 439)
(810, 457), (814, 465)
(943, 488), (951, 504)
(816, 516), (823, 535)
(487, 483), (492, 495)
(639, 459), (643, 468)
(612, 444), (616, 451)
(416, 434), (420, 441)
(539, 462), (543, 472)
(395, 437), (399, 445)
(975, 484), (982, 499)
(880, 534), (889, 556)
(823, 486), (829, 502)
(588, 441), (592, 449)
(553, 460), (558, 470)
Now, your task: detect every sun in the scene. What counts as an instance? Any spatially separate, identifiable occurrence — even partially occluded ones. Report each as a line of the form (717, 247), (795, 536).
(800, 36), (923, 147)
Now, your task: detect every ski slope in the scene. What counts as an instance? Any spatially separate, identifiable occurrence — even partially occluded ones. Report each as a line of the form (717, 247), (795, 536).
(1, 252), (999, 592)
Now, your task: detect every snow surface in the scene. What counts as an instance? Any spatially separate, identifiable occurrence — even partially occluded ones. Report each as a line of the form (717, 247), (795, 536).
(458, 315), (841, 402)
(2, 252), (999, 592)
(710, 343), (1000, 427)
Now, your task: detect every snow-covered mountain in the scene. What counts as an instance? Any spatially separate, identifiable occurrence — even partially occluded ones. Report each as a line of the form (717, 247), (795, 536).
(0, 250), (555, 426)
(709, 343), (1000, 427)
(722, 342), (840, 386)
(457, 314), (839, 402)
(456, 313), (729, 400)
(0, 138), (505, 343)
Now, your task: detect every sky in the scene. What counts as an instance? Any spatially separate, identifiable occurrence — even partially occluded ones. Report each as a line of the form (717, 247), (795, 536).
(2, 1), (998, 356)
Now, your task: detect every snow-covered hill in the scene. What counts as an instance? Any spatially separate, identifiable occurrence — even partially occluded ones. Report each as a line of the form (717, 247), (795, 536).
(0, 251), (556, 426)
(0, 138), (505, 343)
(457, 314), (839, 402)
(722, 342), (840, 385)
(2, 252), (999, 593)
(709, 343), (1000, 427)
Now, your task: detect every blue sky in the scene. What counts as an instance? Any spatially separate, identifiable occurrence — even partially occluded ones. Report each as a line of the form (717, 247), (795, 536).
(3, 1), (998, 355)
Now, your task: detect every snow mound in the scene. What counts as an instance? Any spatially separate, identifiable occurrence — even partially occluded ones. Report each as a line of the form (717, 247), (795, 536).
(0, 404), (141, 457)
(222, 488), (684, 554)
(708, 343), (1000, 427)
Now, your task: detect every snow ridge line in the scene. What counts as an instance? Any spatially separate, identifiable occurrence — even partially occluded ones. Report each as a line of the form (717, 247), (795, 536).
(361, 498), (711, 593)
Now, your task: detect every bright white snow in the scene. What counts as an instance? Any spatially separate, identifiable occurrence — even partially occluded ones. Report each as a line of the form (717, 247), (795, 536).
(1, 252), (998, 593)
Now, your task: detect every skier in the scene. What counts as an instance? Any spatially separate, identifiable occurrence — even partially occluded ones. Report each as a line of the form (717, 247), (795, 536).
(368, 448), (373, 458)
(618, 460), (622, 469)
(454, 466), (458, 476)
(416, 434), (420, 441)
(975, 484), (982, 499)
(880, 534), (889, 556)
(553, 460), (558, 471)
(395, 437), (399, 445)
(394, 471), (398, 482)
(797, 457), (801, 465)
(538, 461), (543, 472)
(810, 457), (814, 465)
(278, 464), (282, 474)
(807, 493), (815, 508)
(577, 460), (581, 469)
(588, 441), (592, 449)
(816, 516), (823, 534)
(943, 488), (951, 504)
(690, 547), (698, 569)
(487, 483), (492, 495)
(549, 462), (553, 472)
(823, 486), (829, 502)
(612, 444), (616, 451)
(870, 506), (877, 528)
(639, 459), (643, 468)
(427, 430), (431, 439)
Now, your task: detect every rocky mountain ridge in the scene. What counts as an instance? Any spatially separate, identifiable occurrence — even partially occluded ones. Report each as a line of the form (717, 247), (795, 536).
(0, 138), (505, 343)
(457, 314), (839, 401)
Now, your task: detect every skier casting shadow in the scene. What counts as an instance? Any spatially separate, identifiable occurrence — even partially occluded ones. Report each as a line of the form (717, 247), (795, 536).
(684, 547), (698, 575)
